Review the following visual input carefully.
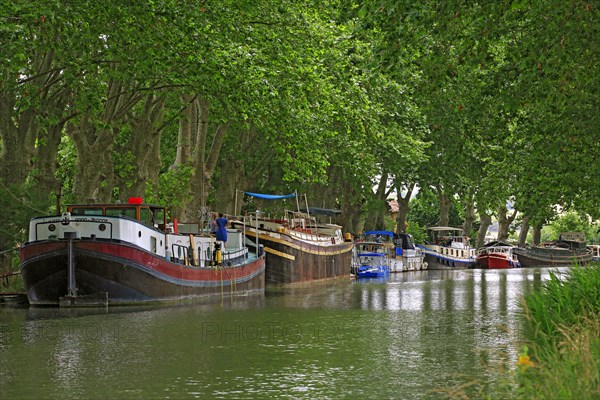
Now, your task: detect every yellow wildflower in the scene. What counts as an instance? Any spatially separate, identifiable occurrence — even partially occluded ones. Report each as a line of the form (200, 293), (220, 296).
(517, 354), (535, 371)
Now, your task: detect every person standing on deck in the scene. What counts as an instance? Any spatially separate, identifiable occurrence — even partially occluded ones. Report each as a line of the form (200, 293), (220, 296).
(215, 213), (228, 247)
(209, 213), (218, 235)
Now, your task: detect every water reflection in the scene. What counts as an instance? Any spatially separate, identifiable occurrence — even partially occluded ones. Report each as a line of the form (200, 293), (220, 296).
(0, 267), (570, 399)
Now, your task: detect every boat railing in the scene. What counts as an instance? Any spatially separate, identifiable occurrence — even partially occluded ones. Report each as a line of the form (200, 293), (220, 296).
(477, 246), (513, 256)
(171, 241), (248, 267)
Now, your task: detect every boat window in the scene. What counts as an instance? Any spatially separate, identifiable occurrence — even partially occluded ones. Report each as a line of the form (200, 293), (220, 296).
(152, 208), (165, 225)
(106, 207), (137, 219)
(70, 207), (103, 216)
(140, 208), (153, 226)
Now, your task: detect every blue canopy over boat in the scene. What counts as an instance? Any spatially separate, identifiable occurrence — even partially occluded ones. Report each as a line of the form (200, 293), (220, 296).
(364, 230), (395, 237)
(245, 192), (296, 200)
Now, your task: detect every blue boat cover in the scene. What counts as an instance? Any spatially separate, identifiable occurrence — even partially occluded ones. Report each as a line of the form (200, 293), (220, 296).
(245, 192), (296, 200)
(357, 252), (386, 257)
(364, 230), (394, 237)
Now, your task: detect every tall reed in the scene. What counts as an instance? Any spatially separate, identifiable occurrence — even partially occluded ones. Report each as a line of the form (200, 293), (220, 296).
(519, 263), (600, 399)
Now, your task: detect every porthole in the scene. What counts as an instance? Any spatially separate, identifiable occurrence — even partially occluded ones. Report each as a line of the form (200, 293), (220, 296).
(99, 224), (106, 232)
(48, 224), (56, 232)
(138, 231), (142, 238)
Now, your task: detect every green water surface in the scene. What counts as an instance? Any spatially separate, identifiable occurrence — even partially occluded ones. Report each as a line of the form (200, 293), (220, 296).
(1, 268), (558, 399)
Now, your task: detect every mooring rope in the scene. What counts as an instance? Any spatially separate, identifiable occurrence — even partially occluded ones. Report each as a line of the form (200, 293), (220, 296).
(0, 247), (19, 255)
(0, 180), (48, 214)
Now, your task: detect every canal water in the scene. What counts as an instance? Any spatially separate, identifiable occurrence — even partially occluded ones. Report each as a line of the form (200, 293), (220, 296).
(0, 268), (560, 399)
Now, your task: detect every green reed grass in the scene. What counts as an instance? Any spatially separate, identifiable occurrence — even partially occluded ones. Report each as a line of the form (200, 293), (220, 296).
(518, 263), (600, 399)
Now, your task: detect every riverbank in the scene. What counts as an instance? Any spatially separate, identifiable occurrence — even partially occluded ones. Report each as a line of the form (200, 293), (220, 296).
(517, 263), (600, 399)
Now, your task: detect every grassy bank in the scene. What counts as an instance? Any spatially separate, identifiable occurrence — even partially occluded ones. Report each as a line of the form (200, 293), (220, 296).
(518, 263), (600, 399)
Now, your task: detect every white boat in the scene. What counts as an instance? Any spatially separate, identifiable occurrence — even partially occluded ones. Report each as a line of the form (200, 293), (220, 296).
(417, 226), (476, 270)
(20, 198), (265, 306)
(352, 230), (426, 274)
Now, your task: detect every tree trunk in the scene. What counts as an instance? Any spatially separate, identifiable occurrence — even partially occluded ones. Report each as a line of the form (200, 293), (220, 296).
(462, 199), (475, 237)
(365, 172), (389, 231)
(215, 126), (273, 215)
(121, 94), (165, 200)
(477, 212), (492, 248)
(68, 116), (117, 203)
(339, 172), (363, 237)
(338, 183), (363, 237)
(173, 94), (194, 167)
(32, 123), (64, 198)
(518, 215), (530, 247)
(532, 223), (543, 245)
(438, 191), (451, 227)
(497, 204), (518, 241)
(0, 47), (60, 186)
(69, 78), (141, 203)
(179, 96), (229, 221)
(0, 94), (38, 185)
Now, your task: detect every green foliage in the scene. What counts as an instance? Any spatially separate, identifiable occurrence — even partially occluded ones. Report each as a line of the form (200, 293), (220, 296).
(406, 221), (427, 245)
(519, 264), (600, 399)
(1, 0), (598, 239)
(540, 211), (600, 243)
(407, 188), (462, 229)
(55, 135), (77, 206)
(0, 181), (53, 269)
(523, 266), (600, 347)
(146, 166), (195, 220)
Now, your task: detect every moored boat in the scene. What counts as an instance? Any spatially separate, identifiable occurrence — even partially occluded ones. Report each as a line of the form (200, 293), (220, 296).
(513, 232), (592, 268)
(230, 191), (353, 284)
(586, 244), (600, 262)
(20, 198), (265, 306)
(417, 227), (477, 270)
(352, 230), (426, 274)
(476, 241), (520, 269)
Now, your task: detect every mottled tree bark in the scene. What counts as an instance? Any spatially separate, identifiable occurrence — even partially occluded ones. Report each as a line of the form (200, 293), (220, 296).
(462, 198), (475, 237)
(518, 215), (530, 247)
(174, 96), (228, 221)
(0, 49), (64, 187)
(69, 78), (142, 202)
(120, 94), (165, 200)
(68, 117), (116, 203)
(437, 190), (451, 227)
(497, 204), (517, 241)
(215, 126), (273, 215)
(364, 172), (390, 231)
(532, 222), (543, 245)
(477, 212), (492, 248)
